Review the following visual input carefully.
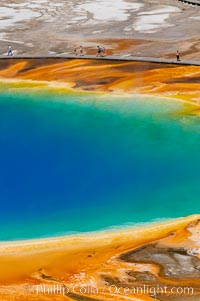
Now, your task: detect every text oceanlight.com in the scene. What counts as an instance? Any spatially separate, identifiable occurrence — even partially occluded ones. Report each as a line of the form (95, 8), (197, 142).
(35, 284), (194, 298)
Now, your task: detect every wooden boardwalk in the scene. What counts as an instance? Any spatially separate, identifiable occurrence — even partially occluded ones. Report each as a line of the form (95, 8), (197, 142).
(0, 54), (200, 66)
(177, 0), (200, 5)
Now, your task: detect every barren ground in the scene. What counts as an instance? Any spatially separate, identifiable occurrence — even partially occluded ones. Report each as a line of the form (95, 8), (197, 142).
(0, 0), (200, 59)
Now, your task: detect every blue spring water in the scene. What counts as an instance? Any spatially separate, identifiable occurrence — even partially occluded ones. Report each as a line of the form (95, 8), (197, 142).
(0, 89), (200, 240)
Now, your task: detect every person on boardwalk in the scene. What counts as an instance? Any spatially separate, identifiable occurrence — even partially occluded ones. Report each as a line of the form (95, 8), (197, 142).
(74, 46), (78, 56)
(7, 45), (13, 56)
(96, 46), (102, 57)
(176, 50), (180, 61)
(79, 45), (84, 56)
(102, 47), (106, 57)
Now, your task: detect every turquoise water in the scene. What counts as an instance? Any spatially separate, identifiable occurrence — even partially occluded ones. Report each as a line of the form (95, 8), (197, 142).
(0, 89), (200, 240)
